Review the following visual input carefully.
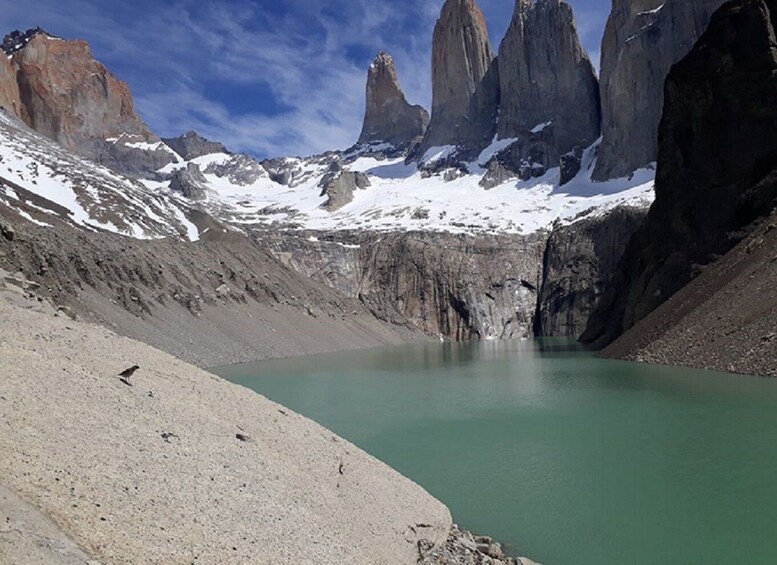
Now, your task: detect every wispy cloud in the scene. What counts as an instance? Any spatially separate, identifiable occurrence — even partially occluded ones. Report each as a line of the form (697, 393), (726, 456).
(0, 0), (607, 158)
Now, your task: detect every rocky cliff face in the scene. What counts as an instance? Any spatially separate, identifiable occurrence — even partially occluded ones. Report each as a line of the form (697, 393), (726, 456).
(0, 30), (176, 177)
(163, 131), (229, 160)
(0, 55), (21, 117)
(267, 231), (546, 341)
(357, 52), (429, 151)
(497, 0), (600, 158)
(419, 0), (500, 159)
(583, 0), (777, 348)
(593, 0), (726, 181)
(536, 207), (646, 338)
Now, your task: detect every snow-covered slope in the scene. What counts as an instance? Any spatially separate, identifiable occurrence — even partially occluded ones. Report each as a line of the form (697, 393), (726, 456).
(144, 138), (655, 235)
(0, 111), (200, 240)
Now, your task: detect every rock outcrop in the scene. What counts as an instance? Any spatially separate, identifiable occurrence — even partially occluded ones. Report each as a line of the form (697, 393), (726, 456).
(536, 207), (647, 338)
(419, 0), (500, 159)
(582, 0), (777, 348)
(321, 171), (370, 212)
(169, 163), (209, 200)
(593, 0), (726, 181)
(163, 131), (229, 160)
(497, 0), (600, 158)
(357, 52), (429, 151)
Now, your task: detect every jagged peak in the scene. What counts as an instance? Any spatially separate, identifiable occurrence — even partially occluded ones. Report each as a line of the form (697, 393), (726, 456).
(2, 27), (60, 57)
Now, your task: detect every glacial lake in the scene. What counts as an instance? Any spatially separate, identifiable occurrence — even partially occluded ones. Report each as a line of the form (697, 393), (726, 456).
(213, 339), (777, 565)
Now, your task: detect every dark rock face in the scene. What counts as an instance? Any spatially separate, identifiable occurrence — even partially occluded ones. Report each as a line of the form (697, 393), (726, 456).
(583, 0), (777, 348)
(321, 171), (370, 212)
(497, 0), (600, 157)
(357, 52), (429, 151)
(419, 0), (500, 159)
(559, 146), (584, 186)
(169, 163), (209, 200)
(593, 0), (726, 181)
(163, 131), (229, 160)
(536, 207), (647, 338)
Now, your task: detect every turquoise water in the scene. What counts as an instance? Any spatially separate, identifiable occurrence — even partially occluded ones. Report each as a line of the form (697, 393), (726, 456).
(213, 340), (777, 565)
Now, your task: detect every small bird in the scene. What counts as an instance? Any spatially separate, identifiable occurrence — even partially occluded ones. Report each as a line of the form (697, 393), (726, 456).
(118, 365), (140, 387)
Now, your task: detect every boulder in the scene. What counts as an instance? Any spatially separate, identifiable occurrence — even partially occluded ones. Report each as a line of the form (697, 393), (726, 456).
(321, 171), (371, 212)
(559, 146), (584, 185)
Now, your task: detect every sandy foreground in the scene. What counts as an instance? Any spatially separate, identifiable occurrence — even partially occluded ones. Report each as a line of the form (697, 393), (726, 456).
(0, 289), (452, 564)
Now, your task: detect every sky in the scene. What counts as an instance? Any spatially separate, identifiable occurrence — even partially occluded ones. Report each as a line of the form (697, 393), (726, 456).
(1, 0), (611, 159)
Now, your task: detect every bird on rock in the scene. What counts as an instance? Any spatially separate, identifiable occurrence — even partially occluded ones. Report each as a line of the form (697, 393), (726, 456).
(118, 365), (140, 387)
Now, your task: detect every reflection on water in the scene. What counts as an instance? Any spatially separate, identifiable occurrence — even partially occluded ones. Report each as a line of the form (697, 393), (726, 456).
(213, 340), (777, 565)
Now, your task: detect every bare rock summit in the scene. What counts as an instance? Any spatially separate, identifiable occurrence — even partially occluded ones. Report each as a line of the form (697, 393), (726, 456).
(419, 0), (500, 160)
(497, 0), (600, 157)
(357, 52), (429, 152)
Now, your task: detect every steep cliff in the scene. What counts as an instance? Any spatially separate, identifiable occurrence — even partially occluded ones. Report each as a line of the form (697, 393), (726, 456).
(583, 0), (777, 348)
(357, 52), (429, 152)
(0, 56), (21, 117)
(5, 30), (176, 177)
(536, 207), (646, 338)
(267, 231), (546, 341)
(419, 0), (500, 159)
(593, 0), (726, 181)
(497, 0), (600, 158)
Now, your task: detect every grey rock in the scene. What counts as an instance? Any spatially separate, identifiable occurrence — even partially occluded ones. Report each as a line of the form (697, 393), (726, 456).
(204, 154), (266, 186)
(162, 131), (229, 160)
(559, 146), (584, 186)
(536, 207), (647, 338)
(419, 0), (500, 160)
(169, 163), (208, 201)
(357, 52), (429, 151)
(593, 0), (726, 181)
(479, 160), (516, 190)
(321, 171), (371, 212)
(1, 221), (15, 241)
(497, 0), (600, 157)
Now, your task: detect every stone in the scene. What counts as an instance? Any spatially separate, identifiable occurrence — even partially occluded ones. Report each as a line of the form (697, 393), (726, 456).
(215, 283), (230, 298)
(162, 131), (229, 160)
(357, 52), (429, 151)
(593, 0), (726, 181)
(497, 0), (600, 157)
(480, 160), (516, 190)
(559, 146), (584, 186)
(419, 0), (500, 159)
(583, 0), (777, 347)
(321, 171), (370, 212)
(1, 222), (15, 241)
(169, 163), (209, 200)
(56, 305), (77, 320)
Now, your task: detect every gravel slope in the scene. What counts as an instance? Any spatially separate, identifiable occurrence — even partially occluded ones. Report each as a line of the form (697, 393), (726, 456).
(602, 212), (777, 377)
(0, 291), (451, 564)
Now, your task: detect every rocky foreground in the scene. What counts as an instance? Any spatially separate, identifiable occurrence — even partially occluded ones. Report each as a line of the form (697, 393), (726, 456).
(0, 282), (535, 564)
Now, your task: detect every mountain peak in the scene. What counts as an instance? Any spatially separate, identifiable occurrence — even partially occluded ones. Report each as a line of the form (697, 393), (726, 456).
(357, 51), (429, 150)
(2, 27), (59, 57)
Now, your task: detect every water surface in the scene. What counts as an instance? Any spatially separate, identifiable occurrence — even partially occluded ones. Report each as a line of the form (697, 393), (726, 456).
(213, 340), (777, 565)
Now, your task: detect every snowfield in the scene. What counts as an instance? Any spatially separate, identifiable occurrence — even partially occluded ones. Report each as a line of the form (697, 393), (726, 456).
(0, 109), (655, 240)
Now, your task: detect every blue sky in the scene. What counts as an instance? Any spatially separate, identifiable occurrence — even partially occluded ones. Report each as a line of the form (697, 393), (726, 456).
(1, 0), (610, 158)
